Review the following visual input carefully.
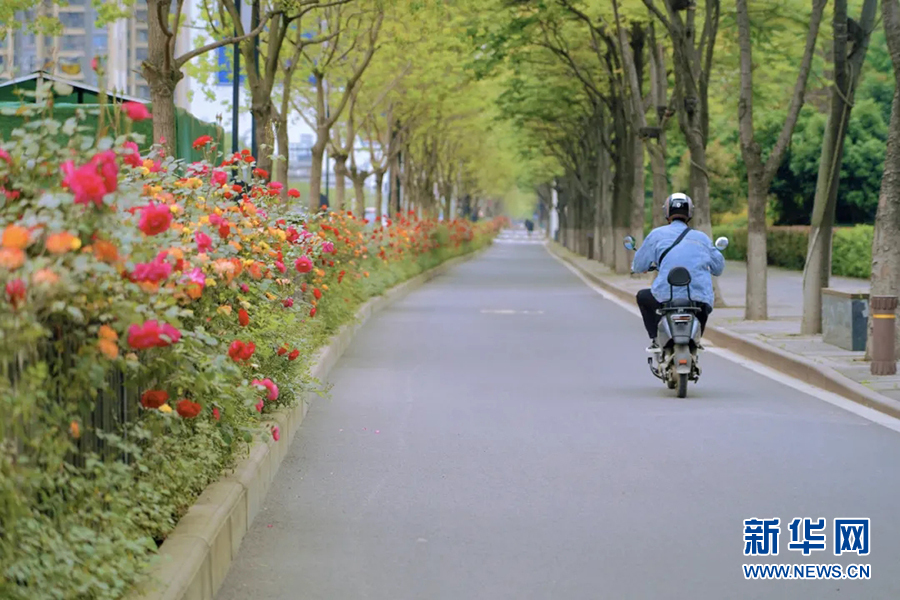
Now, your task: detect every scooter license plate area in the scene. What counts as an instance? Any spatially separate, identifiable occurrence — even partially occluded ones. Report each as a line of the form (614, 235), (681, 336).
(669, 314), (694, 343)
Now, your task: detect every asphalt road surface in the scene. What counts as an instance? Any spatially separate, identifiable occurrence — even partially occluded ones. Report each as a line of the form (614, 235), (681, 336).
(217, 240), (900, 600)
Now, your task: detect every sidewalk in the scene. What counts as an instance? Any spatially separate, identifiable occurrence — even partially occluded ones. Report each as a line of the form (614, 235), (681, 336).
(547, 241), (900, 407)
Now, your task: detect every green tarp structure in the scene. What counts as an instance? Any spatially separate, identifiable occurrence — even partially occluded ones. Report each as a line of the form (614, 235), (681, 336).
(0, 72), (223, 163)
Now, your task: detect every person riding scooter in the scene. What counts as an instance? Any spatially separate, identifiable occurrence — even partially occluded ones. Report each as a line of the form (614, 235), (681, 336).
(631, 193), (725, 352)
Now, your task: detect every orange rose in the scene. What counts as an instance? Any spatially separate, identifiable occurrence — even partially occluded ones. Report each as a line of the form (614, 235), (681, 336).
(0, 247), (25, 270)
(32, 268), (59, 286)
(98, 325), (118, 341)
(98, 338), (119, 360)
(46, 231), (80, 254)
(2, 224), (30, 249)
(93, 239), (119, 263)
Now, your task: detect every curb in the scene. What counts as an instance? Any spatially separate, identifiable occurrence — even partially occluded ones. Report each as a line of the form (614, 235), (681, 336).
(128, 246), (489, 600)
(546, 241), (900, 420)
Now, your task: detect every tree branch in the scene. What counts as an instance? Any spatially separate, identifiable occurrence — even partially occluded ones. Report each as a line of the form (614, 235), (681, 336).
(176, 10), (279, 68)
(761, 0), (827, 186)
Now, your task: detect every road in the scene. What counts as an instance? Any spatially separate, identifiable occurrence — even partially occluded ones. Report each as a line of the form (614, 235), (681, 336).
(217, 236), (900, 600)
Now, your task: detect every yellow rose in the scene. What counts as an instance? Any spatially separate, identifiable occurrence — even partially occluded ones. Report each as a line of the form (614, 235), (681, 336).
(159, 404), (173, 414)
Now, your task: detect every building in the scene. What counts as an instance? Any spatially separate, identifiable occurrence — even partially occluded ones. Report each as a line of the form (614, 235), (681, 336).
(0, 0), (190, 108)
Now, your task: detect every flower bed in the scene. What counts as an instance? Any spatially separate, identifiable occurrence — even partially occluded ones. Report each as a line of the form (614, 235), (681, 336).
(0, 98), (502, 599)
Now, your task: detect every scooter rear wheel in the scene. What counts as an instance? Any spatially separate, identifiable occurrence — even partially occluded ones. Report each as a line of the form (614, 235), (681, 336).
(676, 373), (688, 398)
(666, 378), (677, 390)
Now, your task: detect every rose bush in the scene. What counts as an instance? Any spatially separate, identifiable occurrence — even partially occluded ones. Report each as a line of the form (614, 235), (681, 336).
(0, 95), (501, 599)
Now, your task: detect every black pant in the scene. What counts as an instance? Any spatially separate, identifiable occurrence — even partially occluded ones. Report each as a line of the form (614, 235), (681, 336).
(636, 288), (711, 339)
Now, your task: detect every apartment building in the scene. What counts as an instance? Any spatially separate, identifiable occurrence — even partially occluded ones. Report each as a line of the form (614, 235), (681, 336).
(0, 0), (190, 107)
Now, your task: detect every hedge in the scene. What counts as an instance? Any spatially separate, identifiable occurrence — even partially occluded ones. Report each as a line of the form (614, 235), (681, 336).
(711, 225), (873, 279)
(0, 98), (505, 599)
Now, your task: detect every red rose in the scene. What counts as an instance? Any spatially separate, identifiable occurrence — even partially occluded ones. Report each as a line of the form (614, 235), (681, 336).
(138, 203), (173, 236)
(277, 346), (288, 356)
(288, 349), (300, 361)
(141, 389), (169, 409)
(218, 222), (231, 239)
(5, 279), (26, 309)
(286, 227), (300, 243)
(122, 101), (151, 121)
(282, 298), (294, 308)
(212, 406), (221, 421)
(238, 308), (250, 327)
(193, 135), (213, 149)
(309, 307), (316, 317)
(127, 320), (181, 349)
(295, 255), (312, 273)
(312, 288), (322, 300)
(176, 398), (202, 418)
(228, 340), (255, 362)
(287, 188), (300, 198)
(122, 141), (142, 168)
(253, 168), (269, 179)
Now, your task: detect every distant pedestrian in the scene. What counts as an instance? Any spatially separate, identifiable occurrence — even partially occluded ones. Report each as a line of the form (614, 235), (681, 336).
(525, 219), (534, 236)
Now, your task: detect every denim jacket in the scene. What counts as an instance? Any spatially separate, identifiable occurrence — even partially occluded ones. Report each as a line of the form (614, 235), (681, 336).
(631, 220), (725, 307)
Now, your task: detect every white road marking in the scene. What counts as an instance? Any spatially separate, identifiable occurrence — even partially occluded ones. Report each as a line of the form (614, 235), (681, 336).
(547, 247), (900, 434)
(480, 309), (545, 314)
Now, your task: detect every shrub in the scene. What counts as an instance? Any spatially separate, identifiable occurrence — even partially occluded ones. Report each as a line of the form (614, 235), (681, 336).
(0, 89), (501, 599)
(711, 224), (873, 278)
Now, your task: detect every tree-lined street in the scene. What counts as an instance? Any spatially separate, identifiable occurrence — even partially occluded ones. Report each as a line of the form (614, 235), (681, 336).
(218, 241), (900, 599)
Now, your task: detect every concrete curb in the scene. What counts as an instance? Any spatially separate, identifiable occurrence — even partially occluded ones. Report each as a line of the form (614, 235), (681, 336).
(128, 246), (489, 600)
(546, 241), (900, 419)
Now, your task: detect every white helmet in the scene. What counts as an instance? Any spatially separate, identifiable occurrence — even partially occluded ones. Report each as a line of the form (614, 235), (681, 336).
(664, 193), (693, 221)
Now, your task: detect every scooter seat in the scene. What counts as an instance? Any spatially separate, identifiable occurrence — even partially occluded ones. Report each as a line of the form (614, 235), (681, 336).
(662, 298), (694, 308)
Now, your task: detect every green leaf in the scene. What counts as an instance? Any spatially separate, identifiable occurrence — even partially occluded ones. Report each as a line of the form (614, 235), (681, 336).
(66, 306), (85, 322)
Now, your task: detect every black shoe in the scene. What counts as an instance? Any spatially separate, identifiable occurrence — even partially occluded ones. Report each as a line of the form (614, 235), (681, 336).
(646, 340), (661, 353)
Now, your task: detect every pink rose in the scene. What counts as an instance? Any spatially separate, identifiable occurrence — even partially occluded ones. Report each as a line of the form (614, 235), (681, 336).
(195, 231), (213, 253)
(122, 102), (150, 121)
(131, 252), (172, 283)
(211, 169), (228, 187)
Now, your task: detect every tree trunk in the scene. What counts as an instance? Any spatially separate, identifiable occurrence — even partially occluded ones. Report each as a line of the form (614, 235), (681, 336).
(309, 137), (326, 212)
(631, 136), (645, 246)
(333, 155), (347, 212)
(351, 175), (366, 215)
(613, 113), (635, 274)
(389, 153), (400, 217)
(868, 86), (900, 360)
(275, 116), (289, 201)
(867, 0), (900, 360)
(738, 0), (826, 320)
(649, 144), (668, 229)
(599, 140), (615, 268)
(144, 0), (181, 157)
(251, 100), (277, 174)
(802, 0), (878, 333)
(374, 170), (385, 222)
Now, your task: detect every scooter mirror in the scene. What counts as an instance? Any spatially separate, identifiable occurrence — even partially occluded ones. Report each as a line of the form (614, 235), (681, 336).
(715, 237), (729, 251)
(623, 235), (635, 251)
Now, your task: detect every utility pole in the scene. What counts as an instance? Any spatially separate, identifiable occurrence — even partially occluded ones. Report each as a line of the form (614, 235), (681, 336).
(231, 0), (241, 161)
(250, 0), (260, 161)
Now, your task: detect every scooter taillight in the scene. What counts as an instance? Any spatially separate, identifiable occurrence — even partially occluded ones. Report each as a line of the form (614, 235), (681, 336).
(672, 315), (692, 323)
